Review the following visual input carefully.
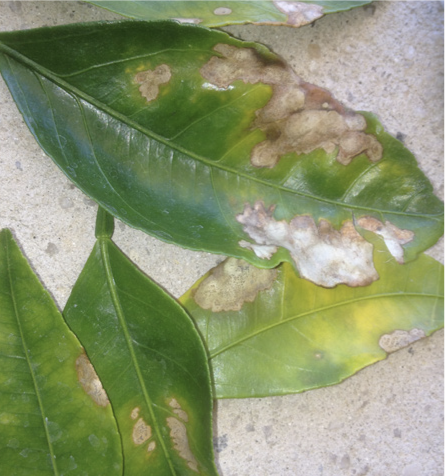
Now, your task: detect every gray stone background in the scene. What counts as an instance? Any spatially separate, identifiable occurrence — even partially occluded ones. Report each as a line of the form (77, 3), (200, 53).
(0, 1), (443, 475)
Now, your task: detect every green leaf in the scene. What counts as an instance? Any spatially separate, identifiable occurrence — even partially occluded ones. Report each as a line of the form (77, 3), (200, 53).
(63, 208), (217, 475)
(0, 21), (442, 287)
(0, 229), (122, 475)
(86, 1), (372, 27)
(180, 236), (444, 398)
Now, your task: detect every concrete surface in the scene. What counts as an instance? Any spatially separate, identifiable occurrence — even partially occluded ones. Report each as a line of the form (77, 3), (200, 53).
(0, 1), (443, 475)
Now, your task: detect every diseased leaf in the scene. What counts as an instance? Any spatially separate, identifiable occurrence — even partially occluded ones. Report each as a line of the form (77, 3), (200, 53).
(180, 236), (444, 398)
(86, 1), (372, 27)
(0, 229), (121, 475)
(0, 21), (442, 288)
(63, 208), (217, 475)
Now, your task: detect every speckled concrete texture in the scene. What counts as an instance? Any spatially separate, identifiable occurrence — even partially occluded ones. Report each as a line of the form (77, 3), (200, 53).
(0, 2), (443, 475)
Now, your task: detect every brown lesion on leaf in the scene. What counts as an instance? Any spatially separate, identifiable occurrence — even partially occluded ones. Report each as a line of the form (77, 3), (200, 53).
(273, 1), (324, 27)
(213, 7), (232, 16)
(135, 64), (171, 103)
(132, 417), (152, 445)
(147, 441), (156, 452)
(76, 352), (109, 407)
(357, 217), (414, 263)
(379, 328), (426, 353)
(165, 398), (198, 472)
(200, 43), (286, 89)
(236, 201), (379, 288)
(168, 398), (189, 422)
(193, 257), (278, 312)
(130, 408), (156, 452)
(167, 417), (199, 472)
(200, 44), (383, 167)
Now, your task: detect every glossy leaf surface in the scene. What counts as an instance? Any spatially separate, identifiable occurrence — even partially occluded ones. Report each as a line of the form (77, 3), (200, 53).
(181, 236), (444, 398)
(0, 21), (442, 284)
(86, 1), (372, 27)
(0, 229), (121, 475)
(63, 209), (217, 475)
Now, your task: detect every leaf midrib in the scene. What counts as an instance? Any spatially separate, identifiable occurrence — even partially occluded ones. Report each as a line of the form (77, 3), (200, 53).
(209, 291), (443, 358)
(98, 237), (178, 475)
(3, 231), (59, 476)
(0, 40), (441, 220)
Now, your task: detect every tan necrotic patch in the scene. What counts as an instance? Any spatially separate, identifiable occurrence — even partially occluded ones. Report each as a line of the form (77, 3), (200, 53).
(167, 418), (198, 472)
(147, 441), (156, 452)
(166, 398), (198, 472)
(135, 64), (171, 102)
(213, 7), (232, 16)
(357, 217), (414, 263)
(236, 201), (379, 288)
(193, 257), (278, 312)
(273, 1), (324, 26)
(130, 407), (140, 420)
(132, 417), (152, 445)
(169, 398), (189, 422)
(76, 353), (109, 407)
(379, 328), (426, 353)
(200, 44), (382, 167)
(130, 408), (156, 452)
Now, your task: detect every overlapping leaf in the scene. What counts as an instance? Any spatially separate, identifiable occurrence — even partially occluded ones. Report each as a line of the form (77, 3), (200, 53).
(0, 21), (442, 286)
(0, 229), (121, 475)
(63, 209), (217, 475)
(86, 1), (372, 27)
(181, 235), (444, 398)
